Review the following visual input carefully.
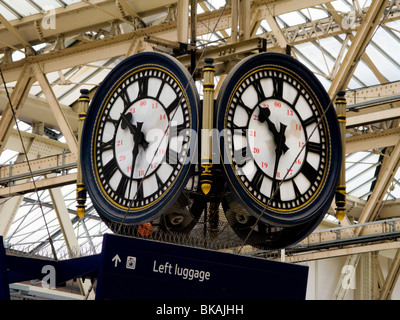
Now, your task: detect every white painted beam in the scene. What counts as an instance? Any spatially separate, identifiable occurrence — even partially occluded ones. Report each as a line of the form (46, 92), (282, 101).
(0, 173), (77, 198)
(0, 63), (35, 155)
(285, 240), (400, 263)
(346, 128), (400, 154)
(48, 182), (93, 298)
(0, 0), (177, 51)
(0, 90), (78, 133)
(32, 63), (78, 155)
(347, 106), (400, 128)
(379, 249), (400, 299)
(357, 140), (400, 226)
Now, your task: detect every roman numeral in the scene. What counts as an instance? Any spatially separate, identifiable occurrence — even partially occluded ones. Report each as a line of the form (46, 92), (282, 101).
(232, 124), (247, 137)
(135, 181), (144, 200)
(251, 169), (265, 190)
(120, 88), (131, 108)
(303, 116), (317, 127)
(270, 177), (282, 201)
(235, 146), (252, 167)
(165, 94), (182, 116)
(138, 76), (149, 98)
(301, 161), (318, 184)
(99, 139), (113, 152)
(166, 147), (179, 165)
(101, 158), (118, 181)
(292, 179), (302, 198)
(253, 79), (266, 103)
(272, 76), (284, 100)
(155, 80), (166, 100)
(116, 175), (130, 198)
(307, 141), (322, 155)
(237, 97), (253, 117)
(291, 91), (301, 109)
(169, 122), (187, 138)
(155, 172), (164, 190)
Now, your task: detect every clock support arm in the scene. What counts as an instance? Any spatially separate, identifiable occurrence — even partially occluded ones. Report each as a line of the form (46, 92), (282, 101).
(76, 89), (90, 219)
(335, 92), (347, 221)
(200, 58), (215, 195)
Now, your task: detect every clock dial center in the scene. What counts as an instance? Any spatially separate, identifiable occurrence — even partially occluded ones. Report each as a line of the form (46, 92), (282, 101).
(247, 99), (306, 181)
(114, 97), (169, 179)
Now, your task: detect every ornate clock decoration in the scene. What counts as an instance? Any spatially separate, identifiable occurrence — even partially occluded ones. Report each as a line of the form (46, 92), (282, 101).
(216, 52), (342, 243)
(81, 52), (200, 227)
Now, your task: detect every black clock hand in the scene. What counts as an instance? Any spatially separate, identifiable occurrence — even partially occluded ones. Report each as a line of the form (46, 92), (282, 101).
(121, 113), (149, 148)
(270, 123), (287, 199)
(127, 122), (143, 201)
(258, 106), (288, 153)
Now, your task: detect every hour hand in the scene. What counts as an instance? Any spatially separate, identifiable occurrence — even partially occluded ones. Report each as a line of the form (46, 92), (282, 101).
(258, 106), (288, 153)
(121, 113), (149, 147)
(121, 112), (137, 134)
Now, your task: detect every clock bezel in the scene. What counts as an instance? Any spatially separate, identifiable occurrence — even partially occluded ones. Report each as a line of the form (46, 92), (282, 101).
(216, 52), (341, 226)
(81, 52), (200, 225)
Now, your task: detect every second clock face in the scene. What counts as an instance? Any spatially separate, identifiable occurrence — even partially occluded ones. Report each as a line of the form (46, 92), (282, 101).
(81, 52), (199, 224)
(227, 68), (326, 210)
(217, 52), (341, 226)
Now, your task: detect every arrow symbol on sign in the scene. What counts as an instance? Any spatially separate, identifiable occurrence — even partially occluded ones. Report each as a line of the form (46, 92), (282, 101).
(112, 254), (121, 267)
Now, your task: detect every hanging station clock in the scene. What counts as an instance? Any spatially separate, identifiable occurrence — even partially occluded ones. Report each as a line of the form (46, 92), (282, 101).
(81, 52), (200, 226)
(216, 52), (341, 233)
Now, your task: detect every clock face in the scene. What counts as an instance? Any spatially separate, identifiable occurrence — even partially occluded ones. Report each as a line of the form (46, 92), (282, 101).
(81, 52), (199, 225)
(217, 53), (341, 226)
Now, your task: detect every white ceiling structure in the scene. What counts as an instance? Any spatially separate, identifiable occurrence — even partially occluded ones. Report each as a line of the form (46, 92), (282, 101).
(1, 0), (400, 299)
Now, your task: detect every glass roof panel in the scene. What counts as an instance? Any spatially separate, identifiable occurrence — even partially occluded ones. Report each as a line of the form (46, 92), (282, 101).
(33, 0), (63, 10)
(352, 60), (380, 87)
(294, 42), (331, 75)
(63, 0), (82, 4)
(373, 26), (400, 52)
(0, 3), (18, 20)
(346, 152), (381, 200)
(2, 0), (40, 17)
(299, 7), (329, 21)
(365, 44), (400, 82)
(317, 36), (343, 58)
(277, 12), (306, 26)
(329, 0), (353, 12)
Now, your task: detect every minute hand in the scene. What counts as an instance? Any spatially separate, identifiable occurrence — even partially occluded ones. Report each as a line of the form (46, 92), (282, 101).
(258, 106), (288, 153)
(271, 123), (287, 199)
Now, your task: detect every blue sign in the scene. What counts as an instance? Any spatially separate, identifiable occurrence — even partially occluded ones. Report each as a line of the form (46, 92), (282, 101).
(96, 233), (308, 300)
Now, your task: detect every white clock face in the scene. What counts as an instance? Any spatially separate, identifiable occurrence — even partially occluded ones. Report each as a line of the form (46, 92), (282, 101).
(113, 97), (170, 180)
(94, 68), (192, 209)
(247, 100), (307, 181)
(225, 68), (327, 212)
